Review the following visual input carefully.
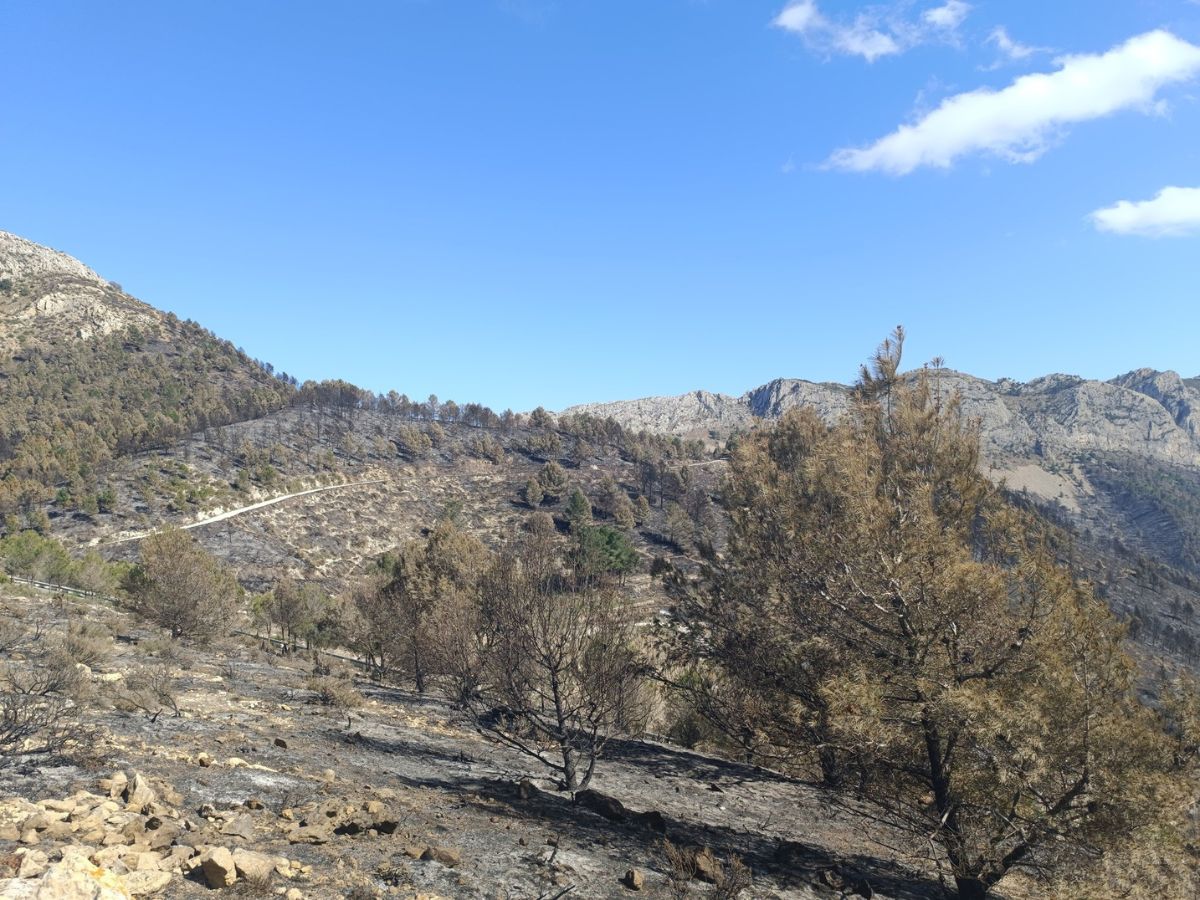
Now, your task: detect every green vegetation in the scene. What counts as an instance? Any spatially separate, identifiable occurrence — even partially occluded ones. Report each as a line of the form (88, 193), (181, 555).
(0, 321), (292, 526)
(0, 530), (122, 594)
(668, 330), (1181, 898)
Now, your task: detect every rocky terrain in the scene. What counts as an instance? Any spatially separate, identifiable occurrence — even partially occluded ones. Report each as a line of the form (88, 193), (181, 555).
(2, 230), (1200, 896)
(0, 583), (960, 900)
(0, 232), (162, 350)
(566, 368), (1200, 560)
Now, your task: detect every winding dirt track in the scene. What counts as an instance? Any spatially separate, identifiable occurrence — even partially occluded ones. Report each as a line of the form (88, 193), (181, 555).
(104, 479), (387, 545)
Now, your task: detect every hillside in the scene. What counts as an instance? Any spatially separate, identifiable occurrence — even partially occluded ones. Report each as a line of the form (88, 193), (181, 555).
(566, 369), (1200, 564)
(3, 230), (1200, 667)
(0, 231), (295, 532)
(1, 232), (1198, 898)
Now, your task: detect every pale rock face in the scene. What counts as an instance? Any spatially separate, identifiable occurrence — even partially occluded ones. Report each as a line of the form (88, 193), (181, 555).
(0, 231), (161, 350)
(0, 231), (101, 283)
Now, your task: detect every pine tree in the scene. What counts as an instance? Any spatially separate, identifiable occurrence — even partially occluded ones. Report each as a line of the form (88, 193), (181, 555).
(673, 332), (1172, 899)
(564, 488), (593, 533)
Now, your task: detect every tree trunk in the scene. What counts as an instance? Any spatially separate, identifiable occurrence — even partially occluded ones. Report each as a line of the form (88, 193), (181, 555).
(954, 876), (989, 900)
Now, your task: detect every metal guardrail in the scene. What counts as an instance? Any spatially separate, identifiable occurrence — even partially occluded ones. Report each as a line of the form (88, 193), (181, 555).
(6, 574), (382, 675)
(6, 575), (107, 600)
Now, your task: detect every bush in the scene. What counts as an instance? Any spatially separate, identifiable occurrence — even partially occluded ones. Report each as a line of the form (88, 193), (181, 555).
(61, 620), (112, 669)
(306, 675), (362, 709)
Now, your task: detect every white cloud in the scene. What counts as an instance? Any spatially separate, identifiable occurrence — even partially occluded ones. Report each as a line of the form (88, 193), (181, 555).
(829, 30), (1200, 174)
(923, 1), (970, 30)
(988, 26), (1039, 61)
(1091, 186), (1200, 237)
(773, 1), (900, 62)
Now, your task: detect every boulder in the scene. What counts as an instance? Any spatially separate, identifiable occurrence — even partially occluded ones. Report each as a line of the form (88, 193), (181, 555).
(622, 868), (644, 891)
(121, 776), (154, 814)
(287, 826), (329, 845)
(121, 871), (171, 896)
(218, 814), (256, 841)
(419, 846), (461, 868)
(33, 855), (130, 898)
(16, 849), (49, 879)
(230, 849), (274, 883)
(198, 847), (237, 888)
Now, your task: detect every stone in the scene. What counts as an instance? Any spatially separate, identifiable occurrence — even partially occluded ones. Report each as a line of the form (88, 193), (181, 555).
(195, 753), (212, 768)
(42, 820), (78, 840)
(362, 800), (383, 815)
(198, 847), (237, 888)
(575, 789), (628, 824)
(219, 814), (256, 841)
(273, 738), (288, 749)
(231, 848), (275, 883)
(287, 826), (329, 845)
(622, 868), (644, 891)
(121, 870), (171, 896)
(17, 849), (49, 878)
(285, 890), (303, 900)
(128, 853), (161, 873)
(0, 826), (20, 842)
(516, 779), (538, 801)
(34, 855), (130, 899)
(419, 846), (461, 868)
(121, 775), (155, 813)
(103, 774), (128, 801)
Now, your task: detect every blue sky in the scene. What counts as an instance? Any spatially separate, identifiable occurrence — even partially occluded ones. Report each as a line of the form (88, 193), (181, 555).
(2, 1), (1199, 411)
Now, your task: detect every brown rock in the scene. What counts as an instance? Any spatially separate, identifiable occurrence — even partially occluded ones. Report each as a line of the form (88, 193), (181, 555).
(420, 846), (461, 867)
(199, 846), (237, 888)
(622, 868), (644, 891)
(273, 738), (288, 749)
(287, 826), (329, 845)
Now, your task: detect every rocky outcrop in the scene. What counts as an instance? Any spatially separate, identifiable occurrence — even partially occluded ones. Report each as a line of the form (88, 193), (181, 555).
(0, 231), (161, 349)
(564, 368), (1200, 471)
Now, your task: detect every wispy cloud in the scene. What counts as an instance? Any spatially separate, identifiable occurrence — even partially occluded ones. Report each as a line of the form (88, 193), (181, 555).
(828, 30), (1200, 174)
(923, 1), (970, 31)
(1091, 186), (1200, 237)
(773, 1), (967, 63)
(773, 1), (899, 62)
(987, 26), (1042, 62)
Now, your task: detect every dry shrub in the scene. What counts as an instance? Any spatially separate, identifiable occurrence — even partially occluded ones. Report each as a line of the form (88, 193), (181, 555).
(141, 635), (180, 663)
(0, 625), (87, 764)
(306, 675), (362, 709)
(117, 665), (180, 720)
(61, 620), (112, 669)
(661, 841), (752, 900)
(663, 840), (697, 899)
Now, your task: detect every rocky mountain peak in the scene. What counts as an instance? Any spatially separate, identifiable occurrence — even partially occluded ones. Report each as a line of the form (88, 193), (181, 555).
(0, 230), (101, 285)
(0, 230), (160, 348)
